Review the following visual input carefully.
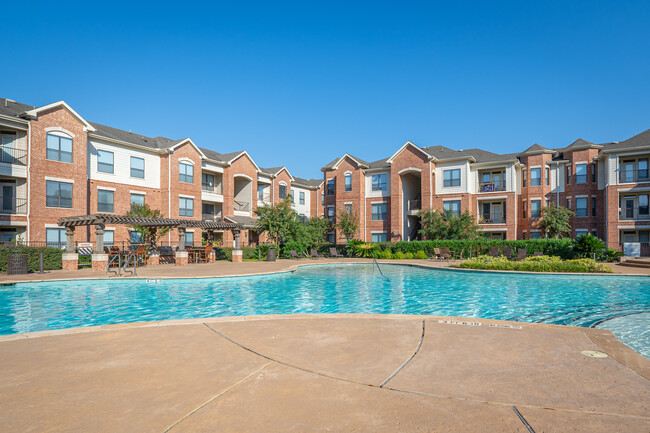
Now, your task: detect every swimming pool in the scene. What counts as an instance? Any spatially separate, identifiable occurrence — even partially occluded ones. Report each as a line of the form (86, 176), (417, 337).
(1, 264), (648, 357)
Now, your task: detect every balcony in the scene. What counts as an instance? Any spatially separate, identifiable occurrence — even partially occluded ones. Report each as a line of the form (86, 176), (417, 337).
(619, 169), (650, 183)
(479, 211), (506, 224)
(407, 200), (421, 216)
(201, 182), (223, 194)
(0, 147), (27, 166)
(619, 206), (650, 221)
(0, 197), (27, 214)
(234, 200), (250, 212)
(202, 214), (223, 222)
(257, 193), (271, 205)
(477, 181), (506, 193)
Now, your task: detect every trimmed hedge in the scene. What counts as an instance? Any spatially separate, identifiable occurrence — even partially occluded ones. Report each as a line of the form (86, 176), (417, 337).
(0, 246), (63, 272)
(458, 255), (613, 273)
(371, 239), (575, 259)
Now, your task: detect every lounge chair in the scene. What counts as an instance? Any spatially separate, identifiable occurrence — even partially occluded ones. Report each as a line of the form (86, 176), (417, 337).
(310, 249), (322, 259)
(329, 247), (343, 258)
(439, 248), (452, 260)
(489, 246), (499, 257)
(515, 248), (528, 260)
(290, 250), (301, 259)
(452, 248), (465, 260)
(431, 248), (442, 260)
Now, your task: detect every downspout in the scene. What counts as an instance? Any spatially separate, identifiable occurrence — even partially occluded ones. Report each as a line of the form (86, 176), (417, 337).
(26, 121), (31, 243)
(168, 151), (172, 245)
(513, 164), (517, 240)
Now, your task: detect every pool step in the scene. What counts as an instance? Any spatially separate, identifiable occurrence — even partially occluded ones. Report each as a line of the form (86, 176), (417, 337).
(619, 258), (650, 268)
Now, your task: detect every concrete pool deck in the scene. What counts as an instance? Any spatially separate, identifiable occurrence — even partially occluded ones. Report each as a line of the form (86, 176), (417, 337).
(0, 257), (649, 284)
(0, 314), (648, 432)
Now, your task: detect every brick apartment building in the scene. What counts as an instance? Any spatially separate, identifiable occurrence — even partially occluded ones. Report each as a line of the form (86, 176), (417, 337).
(321, 133), (650, 252)
(1, 96), (648, 253)
(0, 98), (323, 247)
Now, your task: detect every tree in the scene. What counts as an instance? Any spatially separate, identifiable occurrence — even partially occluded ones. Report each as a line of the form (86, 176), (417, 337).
(126, 203), (169, 246)
(301, 216), (330, 248)
(538, 204), (573, 238)
(254, 199), (301, 246)
(335, 210), (359, 242)
(418, 209), (482, 240)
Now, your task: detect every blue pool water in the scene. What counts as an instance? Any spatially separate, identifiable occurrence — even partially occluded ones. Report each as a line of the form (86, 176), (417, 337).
(1, 264), (648, 358)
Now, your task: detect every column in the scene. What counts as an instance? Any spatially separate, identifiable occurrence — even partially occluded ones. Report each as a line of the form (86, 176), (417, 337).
(175, 227), (188, 266)
(231, 229), (242, 263)
(62, 226), (78, 271)
(92, 223), (109, 272)
(147, 227), (160, 265)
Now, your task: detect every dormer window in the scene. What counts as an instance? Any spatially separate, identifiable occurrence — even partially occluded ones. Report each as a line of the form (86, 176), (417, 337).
(46, 133), (72, 163)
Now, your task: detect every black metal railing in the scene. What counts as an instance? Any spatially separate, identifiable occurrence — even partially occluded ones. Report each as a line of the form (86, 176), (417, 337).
(478, 181), (506, 193)
(201, 182), (223, 194)
(0, 197), (27, 214)
(619, 206), (650, 220)
(201, 214), (223, 222)
(234, 200), (250, 212)
(0, 147), (27, 165)
(479, 212), (506, 224)
(257, 193), (271, 203)
(407, 200), (421, 211)
(619, 169), (650, 183)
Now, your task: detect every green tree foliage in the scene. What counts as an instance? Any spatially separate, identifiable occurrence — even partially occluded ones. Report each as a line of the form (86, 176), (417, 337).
(573, 234), (606, 258)
(126, 203), (169, 245)
(254, 199), (298, 246)
(301, 216), (330, 248)
(418, 209), (482, 241)
(538, 204), (573, 238)
(335, 210), (359, 241)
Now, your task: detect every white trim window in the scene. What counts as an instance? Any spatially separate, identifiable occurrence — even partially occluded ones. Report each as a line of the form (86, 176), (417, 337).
(279, 184), (287, 200)
(576, 197), (588, 217)
(344, 173), (352, 191)
(179, 197), (194, 217)
(443, 169), (461, 187)
(46, 133), (73, 163)
(179, 162), (194, 183)
(443, 200), (461, 217)
(131, 156), (145, 178)
(97, 149), (114, 174)
(371, 232), (387, 242)
(46, 180), (73, 208)
(97, 189), (114, 213)
(372, 174), (387, 191)
(530, 168), (541, 186)
(130, 193), (145, 208)
(299, 191), (305, 205)
(371, 203), (387, 220)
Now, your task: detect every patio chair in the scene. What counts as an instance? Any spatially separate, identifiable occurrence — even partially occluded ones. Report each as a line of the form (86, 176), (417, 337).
(431, 248), (443, 260)
(515, 248), (528, 260)
(290, 250), (301, 259)
(310, 249), (322, 259)
(196, 246), (208, 263)
(439, 248), (452, 261)
(503, 246), (513, 259)
(452, 248), (465, 260)
(533, 251), (543, 257)
(489, 246), (499, 257)
(329, 247), (343, 258)
(135, 246), (147, 266)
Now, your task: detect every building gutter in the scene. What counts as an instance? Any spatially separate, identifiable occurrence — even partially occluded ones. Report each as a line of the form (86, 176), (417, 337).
(26, 121), (31, 243)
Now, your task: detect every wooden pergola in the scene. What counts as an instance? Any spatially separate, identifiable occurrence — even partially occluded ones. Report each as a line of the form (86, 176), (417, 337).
(57, 214), (244, 254)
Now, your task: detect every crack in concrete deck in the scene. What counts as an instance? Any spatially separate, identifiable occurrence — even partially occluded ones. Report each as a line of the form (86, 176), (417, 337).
(379, 320), (426, 387)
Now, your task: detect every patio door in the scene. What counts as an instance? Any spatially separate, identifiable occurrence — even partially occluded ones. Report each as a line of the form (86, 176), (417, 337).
(2, 185), (13, 213)
(622, 160), (635, 182)
(492, 203), (502, 223)
(623, 196), (635, 219)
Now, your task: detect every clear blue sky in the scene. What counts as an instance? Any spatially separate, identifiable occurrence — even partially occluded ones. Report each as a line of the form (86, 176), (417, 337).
(2, 1), (649, 178)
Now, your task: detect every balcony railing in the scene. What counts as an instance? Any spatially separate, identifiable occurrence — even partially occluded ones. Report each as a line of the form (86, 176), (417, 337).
(478, 181), (506, 193)
(257, 193), (271, 203)
(201, 182), (223, 194)
(0, 147), (27, 166)
(407, 200), (421, 211)
(0, 197), (27, 214)
(479, 212), (506, 224)
(619, 169), (650, 183)
(202, 213), (223, 222)
(234, 200), (250, 212)
(619, 206), (650, 220)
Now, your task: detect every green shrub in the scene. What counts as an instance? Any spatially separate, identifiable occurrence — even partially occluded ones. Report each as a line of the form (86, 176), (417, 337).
(458, 255), (613, 273)
(379, 249), (392, 259)
(602, 248), (623, 262)
(0, 246), (63, 272)
(573, 234), (606, 258)
(393, 251), (405, 260)
(281, 241), (307, 258)
(252, 243), (276, 260)
(414, 251), (427, 259)
(348, 240), (380, 258)
(404, 252), (414, 259)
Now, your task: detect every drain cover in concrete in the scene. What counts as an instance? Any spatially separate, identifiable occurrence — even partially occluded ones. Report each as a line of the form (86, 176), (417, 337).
(581, 350), (608, 358)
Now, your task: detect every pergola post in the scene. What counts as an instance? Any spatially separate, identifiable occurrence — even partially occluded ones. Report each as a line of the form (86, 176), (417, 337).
(147, 228), (160, 266)
(92, 222), (109, 272)
(175, 226), (188, 266)
(232, 229), (242, 263)
(62, 226), (78, 271)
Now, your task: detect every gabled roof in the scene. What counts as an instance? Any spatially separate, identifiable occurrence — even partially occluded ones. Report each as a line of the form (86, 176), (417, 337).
(517, 143), (554, 156)
(367, 158), (390, 169)
(0, 98), (35, 119)
(320, 153), (370, 171)
(292, 177), (324, 189)
(560, 138), (602, 152)
(224, 215), (258, 229)
(386, 141), (433, 163)
(259, 166), (294, 181)
(421, 145), (476, 162)
(90, 122), (164, 150)
(22, 101), (96, 132)
(601, 128), (650, 153)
